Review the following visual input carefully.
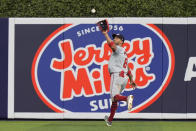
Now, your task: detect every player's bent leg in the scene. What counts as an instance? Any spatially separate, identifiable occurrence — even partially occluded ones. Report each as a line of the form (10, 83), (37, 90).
(114, 94), (134, 111)
(114, 94), (127, 101)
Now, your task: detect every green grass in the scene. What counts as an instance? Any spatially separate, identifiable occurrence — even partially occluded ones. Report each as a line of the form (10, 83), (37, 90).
(0, 120), (196, 131)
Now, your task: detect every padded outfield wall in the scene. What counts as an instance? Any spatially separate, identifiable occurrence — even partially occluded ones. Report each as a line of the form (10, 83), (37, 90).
(0, 18), (196, 119)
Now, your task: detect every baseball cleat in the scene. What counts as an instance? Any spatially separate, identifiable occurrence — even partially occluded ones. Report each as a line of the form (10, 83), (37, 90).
(104, 115), (112, 126)
(127, 95), (134, 111)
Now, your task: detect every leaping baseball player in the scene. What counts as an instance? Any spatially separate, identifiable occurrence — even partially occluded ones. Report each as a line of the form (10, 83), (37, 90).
(98, 20), (136, 126)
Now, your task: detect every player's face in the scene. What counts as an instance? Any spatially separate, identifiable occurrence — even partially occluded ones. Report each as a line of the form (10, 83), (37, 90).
(114, 37), (123, 45)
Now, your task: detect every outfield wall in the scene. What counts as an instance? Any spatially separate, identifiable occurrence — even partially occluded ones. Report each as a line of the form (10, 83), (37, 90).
(1, 18), (196, 119)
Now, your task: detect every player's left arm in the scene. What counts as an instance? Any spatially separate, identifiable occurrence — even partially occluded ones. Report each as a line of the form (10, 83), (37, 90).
(102, 30), (117, 51)
(127, 66), (137, 88)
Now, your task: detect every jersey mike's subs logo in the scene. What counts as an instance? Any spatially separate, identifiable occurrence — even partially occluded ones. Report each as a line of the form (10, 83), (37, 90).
(32, 24), (175, 113)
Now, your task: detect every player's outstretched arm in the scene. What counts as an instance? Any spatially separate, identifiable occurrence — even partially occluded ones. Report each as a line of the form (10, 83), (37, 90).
(102, 30), (116, 51)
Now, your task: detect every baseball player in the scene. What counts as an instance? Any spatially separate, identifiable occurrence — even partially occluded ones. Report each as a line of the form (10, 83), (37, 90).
(101, 30), (136, 126)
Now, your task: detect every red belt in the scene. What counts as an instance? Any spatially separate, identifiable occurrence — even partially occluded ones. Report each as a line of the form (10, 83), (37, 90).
(110, 71), (125, 77)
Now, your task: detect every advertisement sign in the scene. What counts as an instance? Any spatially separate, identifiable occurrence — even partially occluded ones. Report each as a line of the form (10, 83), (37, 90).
(8, 18), (196, 119)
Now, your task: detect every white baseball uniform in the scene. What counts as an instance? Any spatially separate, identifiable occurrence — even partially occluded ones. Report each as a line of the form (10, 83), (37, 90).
(108, 45), (129, 98)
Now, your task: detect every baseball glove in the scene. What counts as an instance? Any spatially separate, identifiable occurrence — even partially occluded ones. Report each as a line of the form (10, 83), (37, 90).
(97, 19), (109, 32)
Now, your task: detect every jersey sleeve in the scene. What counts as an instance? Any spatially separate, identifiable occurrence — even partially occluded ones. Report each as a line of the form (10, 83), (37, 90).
(108, 41), (115, 47)
(108, 41), (123, 53)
